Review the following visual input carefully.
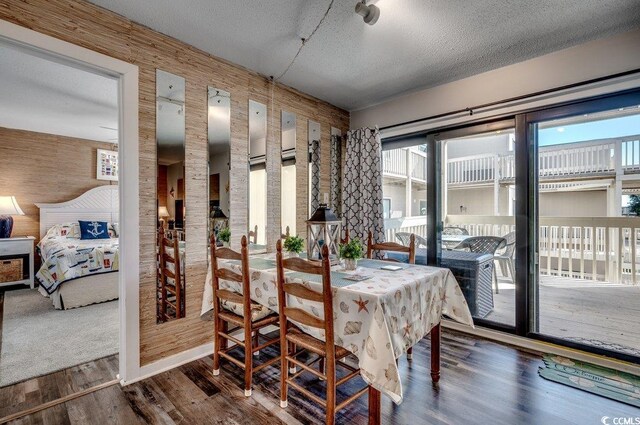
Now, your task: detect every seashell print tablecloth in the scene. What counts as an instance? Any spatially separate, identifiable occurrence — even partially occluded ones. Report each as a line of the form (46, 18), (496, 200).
(201, 255), (474, 404)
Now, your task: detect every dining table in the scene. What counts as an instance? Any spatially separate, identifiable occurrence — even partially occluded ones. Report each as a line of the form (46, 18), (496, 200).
(201, 253), (474, 424)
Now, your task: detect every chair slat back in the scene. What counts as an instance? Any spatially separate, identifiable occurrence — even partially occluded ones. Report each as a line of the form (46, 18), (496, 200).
(455, 236), (506, 255)
(367, 231), (416, 264)
(276, 240), (334, 352)
(443, 226), (468, 236)
(210, 234), (250, 316)
(340, 229), (350, 245)
(159, 229), (182, 318)
(248, 225), (258, 244)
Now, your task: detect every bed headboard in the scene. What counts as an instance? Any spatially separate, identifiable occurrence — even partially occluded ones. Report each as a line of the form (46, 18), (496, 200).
(35, 185), (119, 239)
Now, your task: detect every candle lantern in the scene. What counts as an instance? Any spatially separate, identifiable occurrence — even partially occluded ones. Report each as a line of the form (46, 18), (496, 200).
(210, 205), (229, 237)
(306, 203), (341, 264)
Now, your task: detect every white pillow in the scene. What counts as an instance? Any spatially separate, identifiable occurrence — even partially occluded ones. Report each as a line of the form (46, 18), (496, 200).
(45, 223), (80, 239)
(111, 222), (119, 237)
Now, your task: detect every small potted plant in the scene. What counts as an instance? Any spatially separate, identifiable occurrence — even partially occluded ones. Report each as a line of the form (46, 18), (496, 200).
(283, 235), (304, 258)
(218, 227), (231, 247)
(339, 238), (363, 271)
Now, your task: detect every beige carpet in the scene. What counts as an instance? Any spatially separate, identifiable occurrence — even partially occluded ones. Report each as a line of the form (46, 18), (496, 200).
(0, 288), (118, 387)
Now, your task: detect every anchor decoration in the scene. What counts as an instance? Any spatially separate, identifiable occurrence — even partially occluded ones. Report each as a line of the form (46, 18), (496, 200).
(86, 221), (105, 238)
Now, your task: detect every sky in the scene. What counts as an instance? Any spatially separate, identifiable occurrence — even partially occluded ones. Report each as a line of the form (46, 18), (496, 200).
(538, 113), (640, 146)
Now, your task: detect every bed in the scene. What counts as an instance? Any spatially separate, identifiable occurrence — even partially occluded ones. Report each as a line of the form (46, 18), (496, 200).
(35, 186), (119, 309)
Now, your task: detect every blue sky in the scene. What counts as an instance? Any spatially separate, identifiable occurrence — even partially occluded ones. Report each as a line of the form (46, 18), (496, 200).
(539, 113), (640, 146)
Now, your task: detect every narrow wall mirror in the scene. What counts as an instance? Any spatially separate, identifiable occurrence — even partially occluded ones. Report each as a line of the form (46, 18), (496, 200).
(156, 69), (186, 323)
(208, 87), (231, 250)
(248, 100), (267, 253)
(281, 111), (296, 239)
(308, 120), (321, 217)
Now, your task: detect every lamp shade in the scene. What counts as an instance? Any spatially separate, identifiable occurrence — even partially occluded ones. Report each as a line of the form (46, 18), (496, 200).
(0, 196), (23, 238)
(158, 206), (170, 218)
(0, 196), (24, 216)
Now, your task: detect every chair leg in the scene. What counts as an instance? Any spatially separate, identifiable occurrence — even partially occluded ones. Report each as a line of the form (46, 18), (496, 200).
(213, 318), (222, 376)
(253, 329), (260, 356)
(244, 326), (253, 397)
(508, 259), (516, 283)
(280, 336), (289, 408)
(493, 263), (499, 294)
(288, 342), (297, 374)
(325, 360), (336, 425)
(407, 346), (413, 360)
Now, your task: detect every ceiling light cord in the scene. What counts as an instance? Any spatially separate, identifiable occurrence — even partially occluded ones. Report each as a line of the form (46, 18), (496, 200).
(274, 0), (335, 82)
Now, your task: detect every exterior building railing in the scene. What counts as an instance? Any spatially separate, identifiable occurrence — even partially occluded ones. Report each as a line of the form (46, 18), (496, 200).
(382, 148), (427, 181)
(384, 214), (640, 285)
(439, 136), (640, 185)
(445, 214), (640, 285)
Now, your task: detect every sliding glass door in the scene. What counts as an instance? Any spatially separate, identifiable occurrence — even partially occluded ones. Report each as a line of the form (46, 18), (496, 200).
(435, 120), (517, 329)
(527, 92), (640, 360)
(381, 142), (429, 248)
(381, 89), (640, 362)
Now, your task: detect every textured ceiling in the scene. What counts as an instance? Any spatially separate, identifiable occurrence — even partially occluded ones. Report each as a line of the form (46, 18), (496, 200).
(0, 42), (118, 142)
(88, 0), (640, 110)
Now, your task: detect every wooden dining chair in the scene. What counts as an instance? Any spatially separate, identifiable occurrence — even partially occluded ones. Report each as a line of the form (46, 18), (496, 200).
(367, 231), (416, 264)
(366, 231), (417, 359)
(248, 225), (258, 244)
(276, 240), (369, 425)
(340, 228), (350, 244)
(210, 234), (280, 396)
(281, 225), (290, 239)
(158, 229), (183, 322)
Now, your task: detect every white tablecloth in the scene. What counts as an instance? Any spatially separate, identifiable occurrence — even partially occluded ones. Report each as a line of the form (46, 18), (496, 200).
(201, 255), (473, 404)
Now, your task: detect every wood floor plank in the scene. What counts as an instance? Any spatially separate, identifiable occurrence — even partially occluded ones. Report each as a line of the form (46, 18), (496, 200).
(5, 330), (640, 425)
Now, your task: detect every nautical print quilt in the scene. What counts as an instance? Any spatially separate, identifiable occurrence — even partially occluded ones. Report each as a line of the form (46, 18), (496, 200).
(36, 234), (119, 294)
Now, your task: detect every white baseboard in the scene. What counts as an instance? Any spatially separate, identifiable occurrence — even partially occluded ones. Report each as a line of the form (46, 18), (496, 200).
(443, 320), (640, 376)
(119, 324), (281, 386)
(121, 342), (213, 386)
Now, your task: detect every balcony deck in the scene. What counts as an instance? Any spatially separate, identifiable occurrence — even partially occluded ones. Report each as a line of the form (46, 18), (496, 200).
(487, 275), (640, 357)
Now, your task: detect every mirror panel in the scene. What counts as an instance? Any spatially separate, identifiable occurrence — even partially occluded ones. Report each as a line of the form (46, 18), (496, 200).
(248, 100), (267, 253)
(208, 87), (231, 249)
(156, 69), (186, 323)
(308, 120), (321, 216)
(281, 111), (296, 238)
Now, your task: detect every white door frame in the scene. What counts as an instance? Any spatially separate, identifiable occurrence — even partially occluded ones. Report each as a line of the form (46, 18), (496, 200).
(0, 20), (140, 384)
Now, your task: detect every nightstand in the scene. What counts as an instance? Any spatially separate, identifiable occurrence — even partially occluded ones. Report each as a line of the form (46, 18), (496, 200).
(0, 236), (35, 289)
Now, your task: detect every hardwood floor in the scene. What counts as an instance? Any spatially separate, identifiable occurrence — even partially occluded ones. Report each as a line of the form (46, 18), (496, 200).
(488, 276), (640, 356)
(3, 330), (639, 424)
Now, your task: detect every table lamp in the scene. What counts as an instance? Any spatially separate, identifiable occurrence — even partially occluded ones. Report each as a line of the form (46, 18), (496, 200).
(0, 196), (25, 238)
(158, 206), (170, 229)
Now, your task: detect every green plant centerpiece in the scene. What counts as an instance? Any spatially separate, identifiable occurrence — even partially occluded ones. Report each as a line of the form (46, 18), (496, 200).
(283, 235), (304, 257)
(218, 227), (231, 245)
(339, 238), (364, 271)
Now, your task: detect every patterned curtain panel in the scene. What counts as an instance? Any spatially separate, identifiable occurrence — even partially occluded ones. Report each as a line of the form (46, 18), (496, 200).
(342, 127), (385, 246)
(330, 134), (342, 216)
(310, 138), (321, 213)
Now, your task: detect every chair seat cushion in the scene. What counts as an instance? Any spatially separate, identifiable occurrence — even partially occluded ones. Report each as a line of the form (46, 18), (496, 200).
(286, 328), (350, 359)
(220, 299), (274, 322)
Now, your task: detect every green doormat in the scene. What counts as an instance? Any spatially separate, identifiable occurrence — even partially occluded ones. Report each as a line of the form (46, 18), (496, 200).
(539, 354), (640, 408)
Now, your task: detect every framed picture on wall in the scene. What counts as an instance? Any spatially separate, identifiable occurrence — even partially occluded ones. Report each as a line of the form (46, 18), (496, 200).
(97, 149), (118, 181)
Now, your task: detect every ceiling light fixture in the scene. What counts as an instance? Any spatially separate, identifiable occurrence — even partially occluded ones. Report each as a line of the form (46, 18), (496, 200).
(355, 1), (380, 25)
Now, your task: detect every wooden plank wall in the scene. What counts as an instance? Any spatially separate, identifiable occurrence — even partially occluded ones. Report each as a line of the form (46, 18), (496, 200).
(0, 0), (349, 365)
(0, 127), (115, 245)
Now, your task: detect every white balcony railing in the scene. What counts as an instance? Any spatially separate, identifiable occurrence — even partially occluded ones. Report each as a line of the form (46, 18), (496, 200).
(445, 214), (640, 285)
(382, 149), (426, 181)
(383, 214), (640, 285)
(439, 136), (640, 185)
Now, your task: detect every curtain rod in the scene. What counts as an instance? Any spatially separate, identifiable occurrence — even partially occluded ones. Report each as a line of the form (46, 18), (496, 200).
(378, 67), (640, 132)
